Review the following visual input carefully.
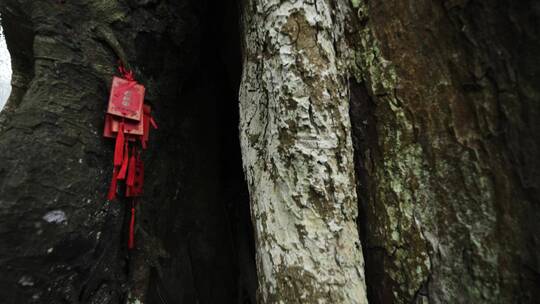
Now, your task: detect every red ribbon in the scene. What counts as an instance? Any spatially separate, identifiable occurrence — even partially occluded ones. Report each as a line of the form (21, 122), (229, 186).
(107, 167), (119, 201)
(114, 121), (125, 166)
(128, 204), (135, 250)
(117, 142), (129, 180)
(127, 148), (136, 187)
(118, 63), (134, 81)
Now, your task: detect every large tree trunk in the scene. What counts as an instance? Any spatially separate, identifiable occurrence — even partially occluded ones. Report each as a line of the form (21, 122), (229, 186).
(347, 0), (540, 303)
(1, 0), (539, 303)
(239, 1), (367, 303)
(0, 1), (256, 303)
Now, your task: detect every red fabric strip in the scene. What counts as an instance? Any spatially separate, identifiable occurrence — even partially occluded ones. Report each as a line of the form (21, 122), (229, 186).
(128, 206), (135, 249)
(114, 121), (125, 166)
(117, 142), (129, 180)
(107, 167), (119, 201)
(118, 63), (134, 81)
(127, 148), (136, 187)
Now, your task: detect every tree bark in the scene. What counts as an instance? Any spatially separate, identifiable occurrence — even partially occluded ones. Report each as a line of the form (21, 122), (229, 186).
(0, 1), (129, 303)
(1, 0), (539, 303)
(347, 0), (540, 303)
(0, 1), (255, 303)
(239, 1), (367, 303)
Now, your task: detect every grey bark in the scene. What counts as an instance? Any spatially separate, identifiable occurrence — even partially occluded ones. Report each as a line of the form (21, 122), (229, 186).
(239, 0), (367, 303)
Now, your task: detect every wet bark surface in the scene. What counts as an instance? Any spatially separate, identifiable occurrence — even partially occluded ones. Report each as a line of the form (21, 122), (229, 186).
(0, 1), (256, 303)
(348, 0), (540, 303)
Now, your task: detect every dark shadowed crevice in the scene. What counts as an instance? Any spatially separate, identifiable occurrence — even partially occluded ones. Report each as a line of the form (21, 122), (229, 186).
(349, 78), (393, 304)
(140, 1), (257, 304)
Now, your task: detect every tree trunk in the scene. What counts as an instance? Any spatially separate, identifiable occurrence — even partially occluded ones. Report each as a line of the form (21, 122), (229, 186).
(1, 0), (539, 303)
(347, 0), (540, 303)
(0, 1), (256, 303)
(239, 1), (367, 303)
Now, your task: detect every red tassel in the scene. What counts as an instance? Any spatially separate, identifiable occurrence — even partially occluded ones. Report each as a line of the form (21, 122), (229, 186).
(128, 206), (135, 249)
(127, 149), (136, 187)
(107, 167), (119, 201)
(114, 121), (125, 166)
(117, 142), (129, 180)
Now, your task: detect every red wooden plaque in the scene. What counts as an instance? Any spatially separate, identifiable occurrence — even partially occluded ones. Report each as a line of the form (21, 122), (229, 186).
(107, 76), (145, 121)
(111, 116), (144, 136)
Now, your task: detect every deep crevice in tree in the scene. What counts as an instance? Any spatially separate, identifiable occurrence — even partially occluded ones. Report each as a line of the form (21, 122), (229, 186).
(139, 2), (257, 304)
(349, 77), (389, 304)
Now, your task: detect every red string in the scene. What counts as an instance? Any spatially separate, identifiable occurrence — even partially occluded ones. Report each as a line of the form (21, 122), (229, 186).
(118, 62), (134, 81)
(128, 204), (135, 250)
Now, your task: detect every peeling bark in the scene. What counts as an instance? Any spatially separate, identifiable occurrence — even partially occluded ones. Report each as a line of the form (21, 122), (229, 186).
(239, 1), (367, 303)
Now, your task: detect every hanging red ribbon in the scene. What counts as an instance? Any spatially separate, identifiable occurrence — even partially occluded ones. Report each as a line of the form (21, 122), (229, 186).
(128, 203), (136, 250)
(127, 147), (136, 187)
(114, 121), (125, 166)
(117, 142), (130, 180)
(103, 63), (156, 251)
(107, 167), (119, 201)
(118, 62), (134, 81)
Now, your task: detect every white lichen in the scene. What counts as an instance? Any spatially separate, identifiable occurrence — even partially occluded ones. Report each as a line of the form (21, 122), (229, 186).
(42, 210), (67, 224)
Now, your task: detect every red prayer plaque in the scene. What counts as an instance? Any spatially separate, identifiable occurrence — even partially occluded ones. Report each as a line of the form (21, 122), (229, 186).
(111, 116), (144, 136)
(107, 76), (145, 121)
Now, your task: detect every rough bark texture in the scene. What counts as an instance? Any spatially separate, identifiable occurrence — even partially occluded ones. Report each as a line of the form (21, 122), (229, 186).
(347, 0), (540, 303)
(2, 0), (539, 303)
(239, 1), (367, 303)
(0, 1), (256, 303)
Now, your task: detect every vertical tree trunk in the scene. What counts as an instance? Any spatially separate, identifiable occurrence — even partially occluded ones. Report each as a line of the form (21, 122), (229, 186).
(0, 1), (255, 303)
(347, 0), (540, 303)
(2, 0), (538, 303)
(0, 1), (129, 302)
(239, 1), (367, 303)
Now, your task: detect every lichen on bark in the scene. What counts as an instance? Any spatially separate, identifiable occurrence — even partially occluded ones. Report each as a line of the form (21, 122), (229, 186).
(347, 0), (540, 303)
(239, 0), (368, 303)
